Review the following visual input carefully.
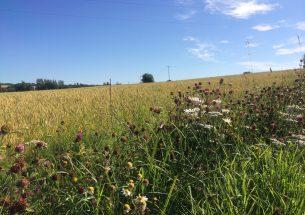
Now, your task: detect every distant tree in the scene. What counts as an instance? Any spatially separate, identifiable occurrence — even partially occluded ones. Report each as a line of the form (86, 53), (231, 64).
(36, 78), (44, 90)
(58, 80), (65, 89)
(141, 73), (154, 83)
(14, 81), (33, 91)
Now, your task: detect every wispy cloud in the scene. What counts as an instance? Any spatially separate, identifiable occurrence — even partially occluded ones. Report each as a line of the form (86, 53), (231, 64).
(272, 44), (285, 49)
(175, 10), (197, 20)
(175, 0), (194, 5)
(188, 43), (215, 61)
(184, 36), (215, 61)
(275, 46), (305, 55)
(252, 24), (279, 31)
(273, 35), (305, 55)
(238, 61), (275, 71)
(205, 0), (278, 19)
(183, 36), (197, 41)
(220, 40), (229, 44)
(296, 21), (305, 31)
(238, 61), (296, 71)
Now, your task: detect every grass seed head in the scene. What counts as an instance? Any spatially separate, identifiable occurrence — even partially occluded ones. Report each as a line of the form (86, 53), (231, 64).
(0, 124), (11, 135)
(9, 198), (28, 214)
(16, 178), (30, 189)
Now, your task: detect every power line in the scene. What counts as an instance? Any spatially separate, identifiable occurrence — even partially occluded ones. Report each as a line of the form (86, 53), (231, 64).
(83, 0), (199, 9)
(0, 8), (226, 26)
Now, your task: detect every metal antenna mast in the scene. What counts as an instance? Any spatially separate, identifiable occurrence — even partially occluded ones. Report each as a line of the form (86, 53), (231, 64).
(245, 40), (253, 73)
(297, 34), (302, 69)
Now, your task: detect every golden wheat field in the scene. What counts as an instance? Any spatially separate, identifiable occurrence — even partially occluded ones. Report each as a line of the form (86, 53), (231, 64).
(0, 70), (298, 143)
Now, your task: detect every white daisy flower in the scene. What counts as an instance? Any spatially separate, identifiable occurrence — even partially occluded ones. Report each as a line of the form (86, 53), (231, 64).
(135, 195), (148, 213)
(121, 188), (132, 197)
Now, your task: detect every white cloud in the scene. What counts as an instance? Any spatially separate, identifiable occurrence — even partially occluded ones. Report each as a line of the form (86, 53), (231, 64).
(245, 42), (259, 48)
(183, 36), (216, 61)
(275, 46), (305, 55)
(183, 36), (197, 41)
(272, 44), (284, 49)
(252, 24), (279, 31)
(176, 0), (194, 5)
(273, 35), (305, 55)
(175, 10), (197, 20)
(220, 40), (229, 44)
(238, 61), (272, 70)
(188, 43), (215, 61)
(205, 0), (278, 19)
(296, 21), (305, 31)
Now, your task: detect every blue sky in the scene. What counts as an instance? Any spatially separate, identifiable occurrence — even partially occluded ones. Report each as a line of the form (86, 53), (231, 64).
(0, 0), (305, 84)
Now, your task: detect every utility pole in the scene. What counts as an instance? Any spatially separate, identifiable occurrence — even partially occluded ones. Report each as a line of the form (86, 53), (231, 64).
(109, 78), (113, 128)
(167, 65), (172, 81)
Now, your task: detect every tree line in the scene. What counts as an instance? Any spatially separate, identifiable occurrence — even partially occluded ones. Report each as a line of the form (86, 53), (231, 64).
(0, 73), (156, 93)
(0, 79), (96, 92)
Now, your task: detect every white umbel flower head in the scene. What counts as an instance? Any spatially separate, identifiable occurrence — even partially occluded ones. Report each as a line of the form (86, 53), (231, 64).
(212, 99), (222, 105)
(25, 140), (48, 148)
(208, 111), (223, 117)
(187, 97), (203, 106)
(270, 138), (286, 148)
(296, 140), (305, 147)
(291, 134), (305, 141)
(221, 109), (230, 114)
(223, 118), (232, 125)
(184, 107), (200, 117)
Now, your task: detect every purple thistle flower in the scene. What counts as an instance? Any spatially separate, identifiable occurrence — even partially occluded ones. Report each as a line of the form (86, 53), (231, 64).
(75, 131), (83, 142)
(15, 143), (25, 153)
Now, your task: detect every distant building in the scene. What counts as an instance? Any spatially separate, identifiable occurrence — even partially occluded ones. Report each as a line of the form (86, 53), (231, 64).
(30, 85), (36, 90)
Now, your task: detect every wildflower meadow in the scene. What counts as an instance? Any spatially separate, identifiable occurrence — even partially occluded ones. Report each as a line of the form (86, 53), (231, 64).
(0, 69), (304, 214)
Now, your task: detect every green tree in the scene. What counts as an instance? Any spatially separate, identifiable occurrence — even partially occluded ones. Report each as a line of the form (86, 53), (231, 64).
(141, 73), (154, 83)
